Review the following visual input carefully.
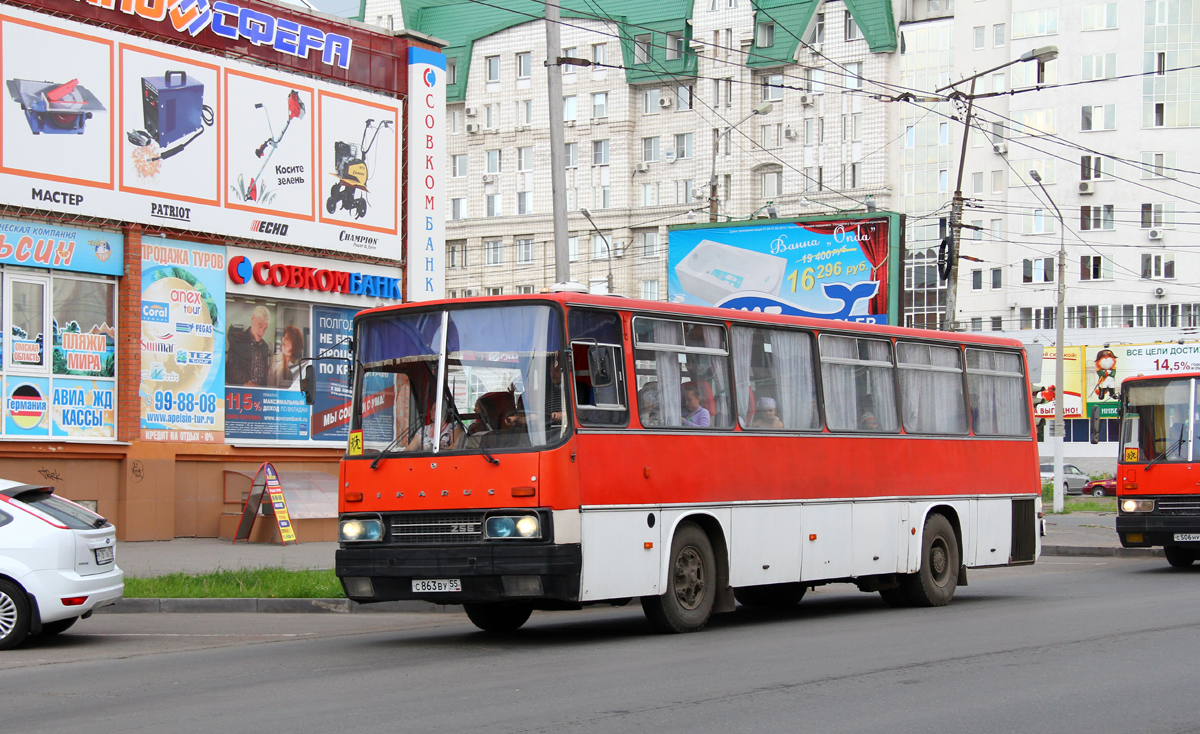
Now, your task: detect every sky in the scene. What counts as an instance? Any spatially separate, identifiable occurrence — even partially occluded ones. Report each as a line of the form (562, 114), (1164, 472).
(286, 0), (362, 19)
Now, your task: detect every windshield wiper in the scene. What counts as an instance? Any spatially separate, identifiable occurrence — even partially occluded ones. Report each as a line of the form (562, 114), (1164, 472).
(370, 431), (409, 470)
(1144, 433), (1186, 472)
(447, 400), (499, 466)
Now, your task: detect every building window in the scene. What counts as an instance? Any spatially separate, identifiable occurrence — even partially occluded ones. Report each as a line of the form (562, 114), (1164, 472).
(1022, 257), (1055, 283)
(485, 194), (501, 217)
(447, 58), (457, 85)
(1141, 152), (1176, 179)
(517, 191), (531, 215)
(845, 10), (860, 40)
(562, 47), (576, 77)
(517, 286), (535, 295)
(994, 23), (1006, 45)
(1080, 255), (1112, 280)
(593, 139), (609, 165)
(516, 52), (531, 79)
(447, 242), (465, 268)
(486, 149), (500, 173)
(667, 32), (685, 59)
(634, 34), (652, 64)
(568, 236), (579, 262)
(516, 238), (534, 263)
(990, 316), (1003, 331)
(1081, 155), (1114, 180)
(1081, 53), (1117, 80)
(761, 168), (782, 197)
(676, 85), (693, 110)
(485, 55), (500, 82)
(1141, 253), (1175, 279)
(1082, 2), (1118, 30)
(517, 147), (533, 172)
(484, 239), (503, 265)
(972, 270), (983, 290)
(449, 108), (462, 134)
(992, 268), (1002, 289)
(757, 22), (775, 47)
(451, 197), (466, 220)
(971, 317), (983, 332)
(643, 230), (660, 257)
(1011, 8), (1058, 38)
(452, 154), (467, 177)
(486, 287), (503, 297)
(643, 88), (661, 113)
(761, 74), (783, 101)
(1140, 203), (1175, 229)
(805, 68), (825, 94)
(642, 137), (660, 162)
(516, 100), (532, 126)
(592, 43), (607, 67)
(675, 133), (693, 159)
(1081, 104), (1116, 131)
(592, 92), (608, 118)
(592, 233), (611, 259)
(563, 96), (577, 121)
(642, 182), (658, 206)
(642, 280), (660, 300)
(1079, 205), (1114, 231)
(973, 26), (985, 49)
(484, 104), (498, 130)
(845, 62), (863, 89)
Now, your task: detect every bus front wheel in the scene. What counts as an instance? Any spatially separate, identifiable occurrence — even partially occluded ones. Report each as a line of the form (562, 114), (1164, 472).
(1165, 546), (1196, 568)
(901, 513), (960, 607)
(464, 602), (533, 632)
(734, 583), (806, 608)
(642, 521), (716, 633)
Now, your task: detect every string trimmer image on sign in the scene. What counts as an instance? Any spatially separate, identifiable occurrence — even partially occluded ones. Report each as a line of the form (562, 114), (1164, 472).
(231, 89), (306, 204)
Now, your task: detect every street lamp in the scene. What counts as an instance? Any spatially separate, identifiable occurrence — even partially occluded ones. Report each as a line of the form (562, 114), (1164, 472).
(938, 46), (1058, 331)
(579, 207), (613, 294)
(1030, 168), (1067, 514)
(709, 101), (774, 223)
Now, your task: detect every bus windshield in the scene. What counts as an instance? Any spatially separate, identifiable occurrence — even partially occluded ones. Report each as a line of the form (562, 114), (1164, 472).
(1121, 378), (1199, 463)
(352, 304), (567, 456)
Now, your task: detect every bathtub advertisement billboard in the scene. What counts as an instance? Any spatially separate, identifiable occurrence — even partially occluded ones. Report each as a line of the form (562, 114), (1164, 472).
(667, 213), (902, 324)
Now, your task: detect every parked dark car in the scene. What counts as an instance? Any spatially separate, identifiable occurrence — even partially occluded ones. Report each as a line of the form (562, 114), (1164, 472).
(1082, 477), (1117, 497)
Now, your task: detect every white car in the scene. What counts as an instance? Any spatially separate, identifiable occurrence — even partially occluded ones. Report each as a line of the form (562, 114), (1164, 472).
(0, 481), (123, 649)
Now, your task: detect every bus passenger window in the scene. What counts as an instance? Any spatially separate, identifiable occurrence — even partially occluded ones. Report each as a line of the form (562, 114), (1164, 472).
(633, 317), (732, 429)
(896, 342), (968, 434)
(819, 335), (898, 432)
(568, 309), (628, 427)
(731, 326), (820, 431)
(965, 349), (1028, 436)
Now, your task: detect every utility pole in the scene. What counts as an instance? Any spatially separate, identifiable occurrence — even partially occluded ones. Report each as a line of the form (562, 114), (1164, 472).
(1032, 169), (1066, 514)
(708, 102), (774, 223)
(942, 77), (975, 332)
(545, 0), (570, 283)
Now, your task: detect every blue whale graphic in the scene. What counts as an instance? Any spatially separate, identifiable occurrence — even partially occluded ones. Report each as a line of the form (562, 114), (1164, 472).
(716, 281), (883, 323)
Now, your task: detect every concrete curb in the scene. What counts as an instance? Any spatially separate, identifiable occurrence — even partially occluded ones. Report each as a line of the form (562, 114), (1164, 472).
(97, 599), (463, 614)
(1042, 545), (1164, 558)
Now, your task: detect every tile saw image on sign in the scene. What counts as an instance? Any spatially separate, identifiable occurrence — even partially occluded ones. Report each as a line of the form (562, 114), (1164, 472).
(119, 45), (219, 205)
(318, 91), (398, 235)
(225, 71), (312, 217)
(668, 213), (901, 324)
(1, 16), (113, 189)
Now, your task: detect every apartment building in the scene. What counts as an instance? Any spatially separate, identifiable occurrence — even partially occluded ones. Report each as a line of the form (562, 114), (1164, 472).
(364, 0), (900, 299)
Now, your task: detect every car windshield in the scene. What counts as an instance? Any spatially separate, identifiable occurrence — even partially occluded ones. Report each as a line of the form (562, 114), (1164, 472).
(18, 492), (105, 529)
(353, 304), (567, 455)
(1122, 378), (1199, 462)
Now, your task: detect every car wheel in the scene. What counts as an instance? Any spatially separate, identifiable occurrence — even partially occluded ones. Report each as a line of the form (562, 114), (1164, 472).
(0, 579), (31, 650)
(39, 617), (77, 636)
(1092, 488), (1105, 497)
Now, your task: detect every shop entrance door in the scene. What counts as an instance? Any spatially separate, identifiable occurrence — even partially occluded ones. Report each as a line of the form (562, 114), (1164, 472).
(3, 274), (50, 374)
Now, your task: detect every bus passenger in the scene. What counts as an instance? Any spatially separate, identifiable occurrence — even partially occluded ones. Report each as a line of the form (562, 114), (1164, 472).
(750, 397), (784, 429)
(405, 403), (464, 452)
(681, 382), (711, 427)
(638, 384), (660, 426)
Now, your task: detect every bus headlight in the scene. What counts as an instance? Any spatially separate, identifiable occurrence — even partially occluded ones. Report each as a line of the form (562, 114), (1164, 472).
(486, 515), (541, 539)
(340, 518), (383, 542)
(1121, 499), (1154, 513)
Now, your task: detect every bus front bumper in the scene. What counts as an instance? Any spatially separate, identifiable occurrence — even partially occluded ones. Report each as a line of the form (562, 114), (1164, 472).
(335, 543), (582, 605)
(1117, 515), (1200, 547)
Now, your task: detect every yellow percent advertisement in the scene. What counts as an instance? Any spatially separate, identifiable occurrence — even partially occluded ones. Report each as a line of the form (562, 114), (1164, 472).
(1033, 346), (1086, 419)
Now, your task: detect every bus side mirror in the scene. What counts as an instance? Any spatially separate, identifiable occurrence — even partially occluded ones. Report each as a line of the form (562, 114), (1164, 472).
(1089, 406), (1100, 445)
(301, 364), (316, 406)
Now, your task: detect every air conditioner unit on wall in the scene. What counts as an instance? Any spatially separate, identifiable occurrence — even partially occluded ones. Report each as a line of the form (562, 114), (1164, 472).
(993, 142), (1008, 155)
(1079, 181), (1095, 194)
(783, 126), (798, 140)
(799, 94), (812, 106)
(1155, 286), (1166, 298)
(466, 122), (480, 133)
(635, 162), (649, 173)
(465, 106), (478, 117)
(659, 96), (673, 109)
(1149, 228), (1164, 240)
(482, 174), (496, 184)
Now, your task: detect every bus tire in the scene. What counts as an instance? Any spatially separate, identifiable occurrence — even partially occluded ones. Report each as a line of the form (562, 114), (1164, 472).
(463, 602), (533, 632)
(902, 513), (959, 607)
(734, 583), (806, 608)
(1165, 546), (1196, 568)
(641, 521), (716, 633)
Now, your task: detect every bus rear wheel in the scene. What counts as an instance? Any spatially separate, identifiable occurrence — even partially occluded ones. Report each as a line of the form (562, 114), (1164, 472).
(1165, 546), (1196, 568)
(734, 583), (806, 608)
(642, 521), (716, 633)
(901, 513), (960, 607)
(464, 602), (533, 632)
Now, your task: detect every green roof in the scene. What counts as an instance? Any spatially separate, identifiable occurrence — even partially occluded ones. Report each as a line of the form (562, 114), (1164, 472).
(403, 0), (696, 102)
(747, 0), (897, 67)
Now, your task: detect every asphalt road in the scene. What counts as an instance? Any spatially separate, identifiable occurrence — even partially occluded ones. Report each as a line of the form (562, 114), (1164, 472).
(3, 556), (1199, 734)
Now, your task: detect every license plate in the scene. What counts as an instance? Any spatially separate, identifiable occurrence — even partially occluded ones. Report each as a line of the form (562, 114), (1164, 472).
(1174, 534), (1200, 542)
(412, 578), (461, 593)
(94, 546), (114, 565)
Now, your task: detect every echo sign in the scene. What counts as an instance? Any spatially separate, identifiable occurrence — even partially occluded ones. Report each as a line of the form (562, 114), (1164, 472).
(406, 47), (446, 302)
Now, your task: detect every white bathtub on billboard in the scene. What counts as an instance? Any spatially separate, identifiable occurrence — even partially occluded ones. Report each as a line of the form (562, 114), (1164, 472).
(674, 239), (788, 305)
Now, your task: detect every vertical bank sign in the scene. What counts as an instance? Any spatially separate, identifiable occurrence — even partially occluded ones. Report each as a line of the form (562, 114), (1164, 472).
(406, 47), (446, 302)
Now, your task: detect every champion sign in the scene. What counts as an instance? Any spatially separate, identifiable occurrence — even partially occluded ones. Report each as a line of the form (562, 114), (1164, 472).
(227, 255), (402, 300)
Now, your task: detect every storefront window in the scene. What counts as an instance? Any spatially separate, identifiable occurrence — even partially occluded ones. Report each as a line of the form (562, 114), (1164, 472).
(53, 276), (115, 377)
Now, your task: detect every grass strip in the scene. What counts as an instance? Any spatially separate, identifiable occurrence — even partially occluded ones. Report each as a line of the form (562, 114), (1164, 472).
(123, 567), (345, 599)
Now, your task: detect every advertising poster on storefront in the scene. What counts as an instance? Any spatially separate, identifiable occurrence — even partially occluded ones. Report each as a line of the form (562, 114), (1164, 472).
(1083, 342), (1200, 418)
(4, 377), (50, 437)
(667, 213), (901, 324)
(51, 378), (115, 438)
(140, 238), (225, 442)
(0, 219), (123, 276)
(1033, 347), (1086, 419)
(0, 4), (402, 261)
(310, 305), (356, 442)
(224, 299), (310, 441)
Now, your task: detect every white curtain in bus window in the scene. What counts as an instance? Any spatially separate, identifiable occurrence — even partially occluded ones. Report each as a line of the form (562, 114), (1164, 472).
(820, 335), (898, 432)
(632, 318), (732, 428)
(53, 277), (115, 377)
(634, 318), (683, 427)
(896, 342), (967, 434)
(732, 326), (819, 431)
(965, 349), (1028, 435)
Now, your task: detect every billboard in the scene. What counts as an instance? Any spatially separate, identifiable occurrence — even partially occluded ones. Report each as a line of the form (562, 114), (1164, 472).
(1033, 347), (1086, 419)
(667, 213), (902, 324)
(0, 5), (401, 260)
(1084, 342), (1200, 418)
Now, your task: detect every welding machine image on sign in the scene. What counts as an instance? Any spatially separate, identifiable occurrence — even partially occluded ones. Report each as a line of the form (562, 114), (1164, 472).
(126, 70), (215, 178)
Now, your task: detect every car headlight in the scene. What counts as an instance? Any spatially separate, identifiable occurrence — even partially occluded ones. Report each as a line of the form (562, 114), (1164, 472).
(1121, 499), (1154, 513)
(340, 517), (383, 542)
(486, 514), (541, 539)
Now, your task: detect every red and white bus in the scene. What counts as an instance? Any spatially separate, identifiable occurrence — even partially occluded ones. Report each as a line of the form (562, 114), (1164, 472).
(1116, 372), (1200, 567)
(334, 292), (1041, 633)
